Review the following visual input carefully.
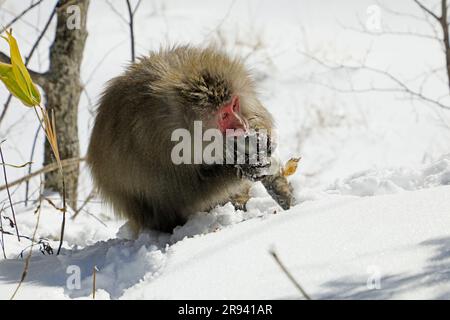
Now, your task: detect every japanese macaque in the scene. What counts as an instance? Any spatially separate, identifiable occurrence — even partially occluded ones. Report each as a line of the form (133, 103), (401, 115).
(87, 46), (293, 234)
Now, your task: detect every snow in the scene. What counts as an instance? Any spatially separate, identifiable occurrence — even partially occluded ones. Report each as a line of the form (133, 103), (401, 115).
(328, 154), (450, 196)
(1, 0), (450, 300)
(1, 158), (450, 300)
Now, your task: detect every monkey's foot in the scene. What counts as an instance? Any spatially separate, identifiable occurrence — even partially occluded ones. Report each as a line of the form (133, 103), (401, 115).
(229, 184), (252, 211)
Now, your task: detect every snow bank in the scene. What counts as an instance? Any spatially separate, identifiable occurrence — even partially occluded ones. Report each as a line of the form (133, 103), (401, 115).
(122, 185), (450, 299)
(1, 180), (450, 299)
(328, 154), (450, 196)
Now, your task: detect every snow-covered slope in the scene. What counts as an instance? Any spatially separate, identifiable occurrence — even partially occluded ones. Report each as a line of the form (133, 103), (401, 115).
(0, 156), (449, 300)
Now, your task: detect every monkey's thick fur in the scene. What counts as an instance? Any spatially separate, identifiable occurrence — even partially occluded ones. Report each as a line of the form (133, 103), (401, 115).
(88, 46), (291, 234)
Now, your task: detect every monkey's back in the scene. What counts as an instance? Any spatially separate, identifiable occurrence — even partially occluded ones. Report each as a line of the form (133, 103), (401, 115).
(87, 47), (249, 233)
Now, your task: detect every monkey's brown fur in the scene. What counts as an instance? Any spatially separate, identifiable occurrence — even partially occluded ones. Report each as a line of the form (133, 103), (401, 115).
(88, 46), (286, 234)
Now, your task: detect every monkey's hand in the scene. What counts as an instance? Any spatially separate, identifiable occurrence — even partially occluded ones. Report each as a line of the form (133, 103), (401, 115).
(226, 130), (273, 181)
(235, 160), (272, 181)
(236, 132), (272, 181)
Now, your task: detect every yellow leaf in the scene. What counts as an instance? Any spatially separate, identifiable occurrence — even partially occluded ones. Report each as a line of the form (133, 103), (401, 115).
(0, 29), (41, 107)
(0, 67), (33, 105)
(281, 157), (301, 177)
(0, 62), (11, 76)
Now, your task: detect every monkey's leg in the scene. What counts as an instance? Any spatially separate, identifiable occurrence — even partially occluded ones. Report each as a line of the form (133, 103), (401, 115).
(109, 190), (187, 234)
(229, 182), (252, 211)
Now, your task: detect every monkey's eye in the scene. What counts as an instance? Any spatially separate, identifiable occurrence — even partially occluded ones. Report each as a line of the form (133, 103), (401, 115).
(221, 112), (229, 120)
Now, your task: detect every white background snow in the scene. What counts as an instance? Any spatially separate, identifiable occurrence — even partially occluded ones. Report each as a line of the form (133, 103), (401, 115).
(0, 0), (450, 299)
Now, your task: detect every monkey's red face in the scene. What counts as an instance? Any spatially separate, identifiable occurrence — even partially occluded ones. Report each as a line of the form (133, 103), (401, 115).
(217, 96), (248, 136)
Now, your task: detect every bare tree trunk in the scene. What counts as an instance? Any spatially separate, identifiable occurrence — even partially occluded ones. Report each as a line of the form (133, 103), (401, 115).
(440, 0), (450, 92)
(42, 0), (90, 209)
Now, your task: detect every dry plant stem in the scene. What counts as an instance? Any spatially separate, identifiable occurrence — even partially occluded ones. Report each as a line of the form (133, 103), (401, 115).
(0, 161), (32, 168)
(0, 156), (84, 192)
(25, 125), (41, 206)
(269, 250), (311, 300)
(0, 95), (12, 125)
(10, 192), (42, 300)
(72, 190), (95, 219)
(0, 143), (20, 242)
(125, 0), (142, 62)
(33, 105), (66, 255)
(0, 204), (6, 259)
(92, 266), (97, 299)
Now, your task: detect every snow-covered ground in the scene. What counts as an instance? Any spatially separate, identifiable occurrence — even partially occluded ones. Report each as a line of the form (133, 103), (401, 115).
(1, 157), (450, 299)
(1, 0), (450, 299)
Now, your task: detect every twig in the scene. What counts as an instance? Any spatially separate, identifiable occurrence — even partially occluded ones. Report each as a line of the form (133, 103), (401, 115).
(205, 0), (236, 39)
(92, 265), (98, 299)
(105, 0), (128, 24)
(25, 3), (58, 66)
(0, 203), (6, 259)
(0, 142), (20, 242)
(0, 0), (45, 33)
(33, 106), (67, 255)
(269, 249), (311, 300)
(0, 226), (47, 244)
(133, 0), (143, 15)
(413, 0), (441, 22)
(10, 187), (43, 300)
(72, 189), (95, 219)
(125, 0), (137, 62)
(44, 197), (64, 212)
(298, 50), (450, 110)
(25, 125), (41, 206)
(0, 95), (12, 125)
(0, 161), (32, 168)
(0, 156), (86, 192)
(57, 176), (66, 255)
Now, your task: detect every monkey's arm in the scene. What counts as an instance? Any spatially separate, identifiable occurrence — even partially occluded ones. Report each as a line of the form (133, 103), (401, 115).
(261, 174), (294, 210)
(243, 101), (295, 209)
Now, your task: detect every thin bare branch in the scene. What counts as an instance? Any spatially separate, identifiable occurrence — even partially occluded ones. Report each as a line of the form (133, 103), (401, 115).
(339, 21), (439, 41)
(376, 0), (426, 22)
(0, 0), (45, 34)
(0, 157), (86, 193)
(414, 0), (441, 22)
(132, 0), (143, 15)
(10, 185), (43, 300)
(126, 0), (136, 62)
(269, 249), (311, 300)
(298, 50), (450, 110)
(440, 0), (450, 91)
(205, 0), (236, 39)
(92, 265), (98, 299)
(24, 3), (58, 67)
(0, 203), (6, 259)
(0, 95), (12, 126)
(72, 189), (95, 219)
(0, 142), (20, 242)
(25, 125), (41, 206)
(105, 0), (128, 24)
